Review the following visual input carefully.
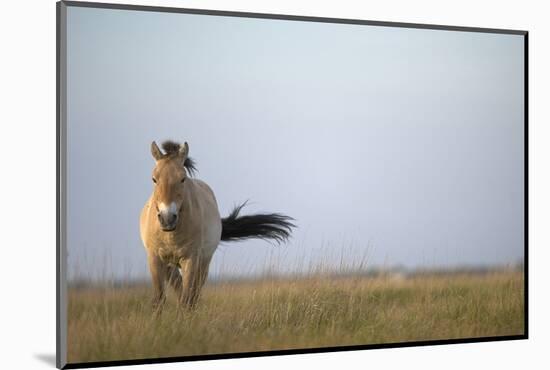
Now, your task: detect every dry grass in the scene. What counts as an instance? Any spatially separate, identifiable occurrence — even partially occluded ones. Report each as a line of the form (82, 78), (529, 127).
(67, 271), (524, 364)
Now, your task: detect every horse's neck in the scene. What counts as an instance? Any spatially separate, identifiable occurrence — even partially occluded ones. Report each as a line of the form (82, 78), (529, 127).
(174, 179), (200, 233)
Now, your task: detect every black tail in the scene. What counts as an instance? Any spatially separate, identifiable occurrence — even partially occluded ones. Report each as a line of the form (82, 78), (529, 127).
(221, 202), (296, 244)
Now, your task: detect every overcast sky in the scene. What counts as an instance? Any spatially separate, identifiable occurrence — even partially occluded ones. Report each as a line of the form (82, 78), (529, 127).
(66, 6), (524, 280)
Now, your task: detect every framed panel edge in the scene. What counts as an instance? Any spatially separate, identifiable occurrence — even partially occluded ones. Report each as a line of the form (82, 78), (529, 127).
(57, 1), (68, 369)
(57, 1), (529, 368)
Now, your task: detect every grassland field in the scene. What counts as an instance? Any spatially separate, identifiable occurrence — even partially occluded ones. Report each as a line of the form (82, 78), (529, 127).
(67, 270), (524, 364)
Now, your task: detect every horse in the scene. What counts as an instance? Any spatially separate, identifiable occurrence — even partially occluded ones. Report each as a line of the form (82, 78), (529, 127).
(140, 140), (295, 313)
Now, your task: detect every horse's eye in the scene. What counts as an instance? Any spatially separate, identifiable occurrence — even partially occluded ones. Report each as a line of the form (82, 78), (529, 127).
(181, 177), (186, 183)
(152, 178), (157, 184)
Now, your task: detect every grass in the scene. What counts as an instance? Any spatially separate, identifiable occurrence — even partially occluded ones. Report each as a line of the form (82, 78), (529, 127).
(67, 270), (524, 364)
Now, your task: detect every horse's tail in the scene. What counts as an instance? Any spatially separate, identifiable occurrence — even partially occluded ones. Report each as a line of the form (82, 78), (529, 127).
(220, 202), (296, 244)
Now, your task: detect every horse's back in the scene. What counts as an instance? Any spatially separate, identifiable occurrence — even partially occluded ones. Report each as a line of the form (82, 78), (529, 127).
(188, 179), (222, 255)
(189, 179), (221, 226)
(192, 179), (218, 206)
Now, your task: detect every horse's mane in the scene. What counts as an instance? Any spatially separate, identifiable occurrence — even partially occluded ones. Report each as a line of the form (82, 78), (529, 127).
(161, 140), (197, 177)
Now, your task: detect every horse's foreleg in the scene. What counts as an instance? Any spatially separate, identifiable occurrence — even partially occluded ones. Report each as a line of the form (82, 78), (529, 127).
(177, 255), (211, 311)
(166, 265), (182, 292)
(148, 252), (167, 316)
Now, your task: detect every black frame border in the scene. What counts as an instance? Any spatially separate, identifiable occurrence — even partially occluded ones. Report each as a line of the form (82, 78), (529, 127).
(57, 1), (529, 369)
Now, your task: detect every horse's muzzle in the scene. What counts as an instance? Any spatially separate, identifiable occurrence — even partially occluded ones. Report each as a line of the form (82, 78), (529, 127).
(158, 212), (178, 232)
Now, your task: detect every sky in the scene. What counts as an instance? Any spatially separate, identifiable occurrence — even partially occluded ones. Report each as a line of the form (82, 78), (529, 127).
(66, 6), (525, 280)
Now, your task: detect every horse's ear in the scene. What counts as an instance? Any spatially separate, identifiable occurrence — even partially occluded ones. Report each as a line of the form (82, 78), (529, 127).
(179, 142), (189, 161)
(151, 141), (163, 161)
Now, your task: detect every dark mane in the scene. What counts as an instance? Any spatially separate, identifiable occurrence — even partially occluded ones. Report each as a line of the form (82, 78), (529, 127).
(161, 140), (198, 177)
(183, 157), (197, 177)
(161, 140), (181, 155)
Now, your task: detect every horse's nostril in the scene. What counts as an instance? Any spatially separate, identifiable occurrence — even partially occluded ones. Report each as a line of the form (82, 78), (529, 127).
(169, 214), (177, 224)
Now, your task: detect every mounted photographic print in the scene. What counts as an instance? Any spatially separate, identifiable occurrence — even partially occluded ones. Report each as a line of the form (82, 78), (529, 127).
(57, 1), (528, 368)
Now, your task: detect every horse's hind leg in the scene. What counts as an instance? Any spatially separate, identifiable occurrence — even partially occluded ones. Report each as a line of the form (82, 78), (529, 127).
(177, 255), (212, 311)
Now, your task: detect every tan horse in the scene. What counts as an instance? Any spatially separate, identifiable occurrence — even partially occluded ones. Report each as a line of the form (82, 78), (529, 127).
(140, 140), (294, 312)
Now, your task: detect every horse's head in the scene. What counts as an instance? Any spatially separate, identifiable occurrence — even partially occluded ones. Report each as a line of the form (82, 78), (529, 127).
(150, 141), (190, 232)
